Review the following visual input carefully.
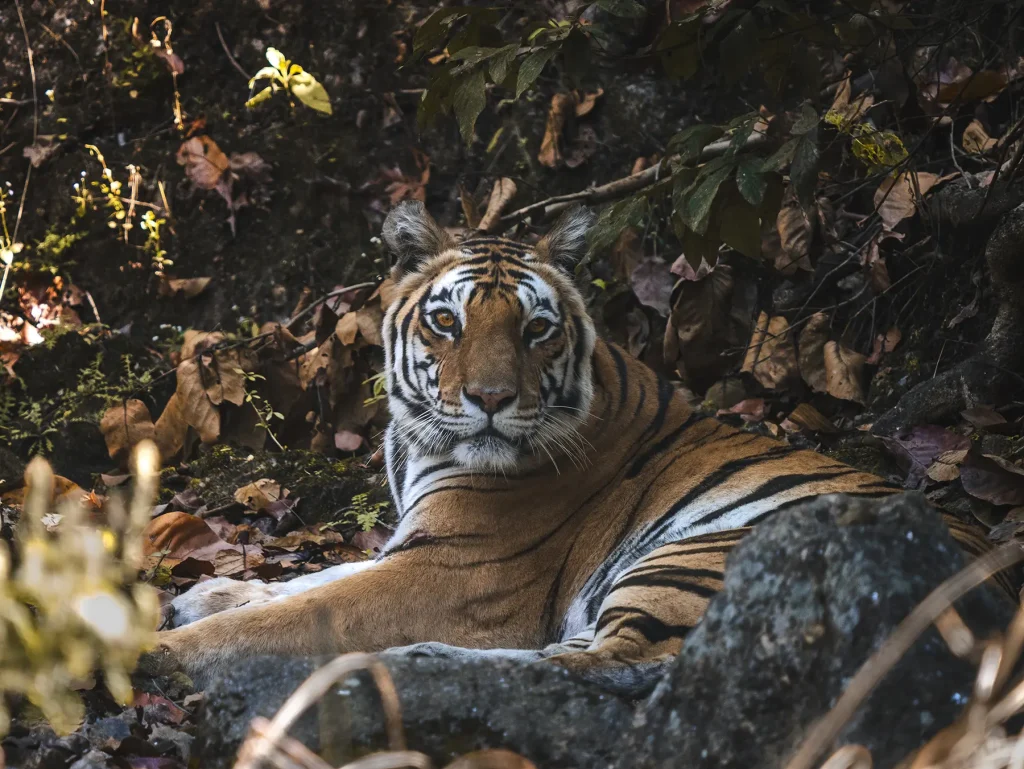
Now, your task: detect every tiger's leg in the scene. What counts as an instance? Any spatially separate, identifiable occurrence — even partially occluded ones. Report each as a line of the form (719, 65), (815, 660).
(547, 528), (749, 694)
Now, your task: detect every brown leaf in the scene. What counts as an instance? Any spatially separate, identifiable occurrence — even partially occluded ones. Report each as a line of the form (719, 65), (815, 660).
(962, 120), (997, 154)
(213, 547), (268, 577)
(797, 312), (829, 392)
(233, 479), (283, 511)
(174, 358), (221, 443)
(866, 327), (902, 365)
(862, 235), (892, 292)
(157, 276), (212, 299)
(176, 136), (229, 190)
(100, 400), (156, 462)
(538, 93), (574, 168)
(961, 406), (1010, 433)
(716, 398), (765, 423)
(873, 172), (943, 231)
(143, 512), (229, 559)
(742, 313), (798, 389)
(612, 228), (644, 283)
(775, 195), (813, 274)
(937, 68), (1008, 104)
(783, 403), (838, 434)
(564, 124), (598, 169)
(630, 258), (673, 316)
(458, 182), (482, 229)
(960, 452), (1024, 506)
(445, 749), (538, 769)
(663, 264), (738, 387)
(133, 693), (188, 726)
(335, 312), (359, 345)
(881, 426), (970, 487)
(153, 392), (189, 461)
(573, 88), (603, 117)
(350, 523), (391, 555)
(478, 178), (517, 232)
(823, 341), (866, 403)
(925, 448), (969, 483)
(23, 135), (60, 168)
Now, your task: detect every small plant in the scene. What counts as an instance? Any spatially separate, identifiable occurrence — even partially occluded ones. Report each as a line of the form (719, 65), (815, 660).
(362, 372), (387, 407)
(246, 47), (332, 115)
(0, 191), (24, 302)
(240, 370), (286, 450)
(346, 492), (389, 532)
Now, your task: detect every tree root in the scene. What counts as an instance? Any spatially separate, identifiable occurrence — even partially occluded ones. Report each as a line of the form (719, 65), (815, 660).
(873, 178), (1024, 436)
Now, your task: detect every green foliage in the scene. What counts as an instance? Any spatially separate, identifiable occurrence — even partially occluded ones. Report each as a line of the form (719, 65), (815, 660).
(246, 48), (332, 115)
(240, 370), (285, 451)
(363, 372), (388, 407)
(345, 492), (389, 532)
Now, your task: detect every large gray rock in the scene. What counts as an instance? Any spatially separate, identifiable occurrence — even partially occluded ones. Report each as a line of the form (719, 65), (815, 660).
(194, 494), (1014, 769)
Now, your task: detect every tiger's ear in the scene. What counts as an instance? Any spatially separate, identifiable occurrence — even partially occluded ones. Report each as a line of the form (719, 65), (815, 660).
(534, 205), (596, 273)
(382, 200), (457, 275)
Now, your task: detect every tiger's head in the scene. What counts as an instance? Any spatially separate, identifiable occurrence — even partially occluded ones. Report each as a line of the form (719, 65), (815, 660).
(381, 201), (597, 473)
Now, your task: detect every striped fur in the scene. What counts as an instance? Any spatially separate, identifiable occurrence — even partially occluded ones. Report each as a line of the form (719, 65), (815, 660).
(153, 204), (1014, 690)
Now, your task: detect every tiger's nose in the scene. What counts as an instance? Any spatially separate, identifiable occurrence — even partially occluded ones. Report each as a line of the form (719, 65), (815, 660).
(464, 385), (517, 414)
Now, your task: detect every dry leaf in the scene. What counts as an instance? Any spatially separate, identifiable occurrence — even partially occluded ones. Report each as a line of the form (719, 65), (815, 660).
(775, 194), (814, 274)
(174, 358), (222, 443)
(157, 276), (212, 299)
(538, 93), (574, 168)
(612, 228), (644, 283)
(716, 398), (765, 423)
(458, 182), (481, 229)
(100, 400), (156, 462)
(663, 264), (740, 388)
(23, 135), (60, 168)
(881, 426), (970, 488)
(961, 406), (1010, 433)
(798, 312), (829, 392)
(478, 178), (517, 232)
(176, 136), (229, 190)
(573, 88), (603, 117)
(742, 313), (798, 389)
(962, 119), (997, 154)
(784, 403), (838, 434)
(233, 478), (282, 511)
(823, 341), (866, 403)
(873, 172), (943, 230)
(153, 392), (188, 461)
(925, 448), (969, 483)
(960, 452), (1024, 506)
(866, 327), (902, 365)
(445, 749), (538, 769)
(630, 258), (674, 316)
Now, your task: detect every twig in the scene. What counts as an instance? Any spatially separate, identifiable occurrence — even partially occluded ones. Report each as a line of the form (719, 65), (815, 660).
(950, 121), (971, 189)
(500, 132), (766, 224)
(784, 542), (1024, 769)
(215, 23), (250, 80)
(284, 282), (378, 331)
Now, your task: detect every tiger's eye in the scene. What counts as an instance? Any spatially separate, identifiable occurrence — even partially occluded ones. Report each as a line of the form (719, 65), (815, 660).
(434, 310), (456, 329)
(527, 317), (550, 335)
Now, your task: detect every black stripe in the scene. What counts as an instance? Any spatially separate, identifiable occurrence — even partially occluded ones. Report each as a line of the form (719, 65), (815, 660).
(611, 572), (721, 594)
(605, 344), (630, 417)
(626, 412), (702, 479)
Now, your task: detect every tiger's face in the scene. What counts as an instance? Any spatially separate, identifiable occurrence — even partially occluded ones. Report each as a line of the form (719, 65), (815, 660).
(381, 202), (597, 473)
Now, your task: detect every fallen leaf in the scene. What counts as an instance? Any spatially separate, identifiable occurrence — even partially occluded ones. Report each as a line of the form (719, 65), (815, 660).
(798, 312), (829, 392)
(881, 425), (970, 488)
(823, 341), (865, 403)
(22, 135), (60, 168)
(612, 228), (645, 283)
(717, 398), (765, 423)
(962, 119), (997, 154)
(351, 523), (391, 554)
(960, 452), (1024, 506)
(445, 749), (538, 769)
(233, 479), (282, 512)
(873, 172), (943, 230)
(741, 313), (798, 389)
(478, 178), (517, 232)
(538, 93), (574, 168)
(157, 276), (212, 299)
(866, 327), (902, 365)
(174, 359), (222, 443)
(176, 136), (229, 190)
(862, 235), (892, 292)
(961, 406), (1010, 433)
(133, 692), (188, 726)
(573, 88), (603, 117)
(925, 448), (969, 483)
(783, 403), (838, 434)
(630, 258), (674, 316)
(775, 194), (814, 274)
(153, 392), (189, 461)
(564, 124), (599, 169)
(100, 399), (156, 462)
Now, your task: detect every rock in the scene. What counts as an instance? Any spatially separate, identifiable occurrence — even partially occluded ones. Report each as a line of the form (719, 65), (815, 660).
(193, 494), (1013, 769)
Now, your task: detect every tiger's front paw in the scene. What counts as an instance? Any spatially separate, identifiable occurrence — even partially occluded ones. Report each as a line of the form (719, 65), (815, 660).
(137, 628), (195, 677)
(169, 576), (277, 627)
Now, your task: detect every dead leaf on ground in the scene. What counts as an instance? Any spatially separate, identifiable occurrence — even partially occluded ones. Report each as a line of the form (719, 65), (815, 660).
(573, 88), (603, 117)
(925, 449), (969, 483)
(961, 406), (1011, 433)
(716, 398), (765, 423)
(23, 135), (60, 168)
(866, 327), (902, 365)
(351, 523), (392, 555)
(630, 258), (674, 316)
(478, 178), (517, 232)
(823, 341), (866, 403)
(881, 425), (971, 488)
(538, 93), (574, 168)
(873, 172), (946, 230)
(782, 403), (838, 434)
(1, 474), (89, 509)
(797, 312), (829, 393)
(775, 193), (814, 274)
(157, 276), (212, 299)
(233, 478), (283, 512)
(962, 119), (997, 154)
(445, 749), (538, 769)
(379, 149), (431, 206)
(100, 399), (156, 462)
(742, 312), (798, 389)
(176, 136), (229, 190)
(960, 452), (1024, 506)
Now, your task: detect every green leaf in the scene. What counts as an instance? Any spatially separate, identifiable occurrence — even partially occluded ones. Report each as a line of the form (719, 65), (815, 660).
(718, 15), (759, 84)
(516, 47), (557, 98)
(593, 0), (647, 18)
(289, 72), (332, 114)
(719, 198), (761, 259)
(417, 70), (454, 129)
(760, 137), (799, 172)
(790, 102), (819, 135)
(561, 27), (591, 86)
(668, 124), (724, 164)
(656, 20), (702, 79)
(250, 66), (282, 87)
(266, 47), (286, 71)
(453, 68), (487, 145)
(487, 44), (519, 84)
(679, 227), (720, 271)
(585, 196), (647, 260)
(686, 163), (733, 235)
(736, 159), (767, 206)
(413, 7), (470, 56)
(245, 86), (274, 109)
(790, 126), (820, 207)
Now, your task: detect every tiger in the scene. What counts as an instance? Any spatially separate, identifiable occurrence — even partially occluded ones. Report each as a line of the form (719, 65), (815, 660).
(144, 200), (1012, 693)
